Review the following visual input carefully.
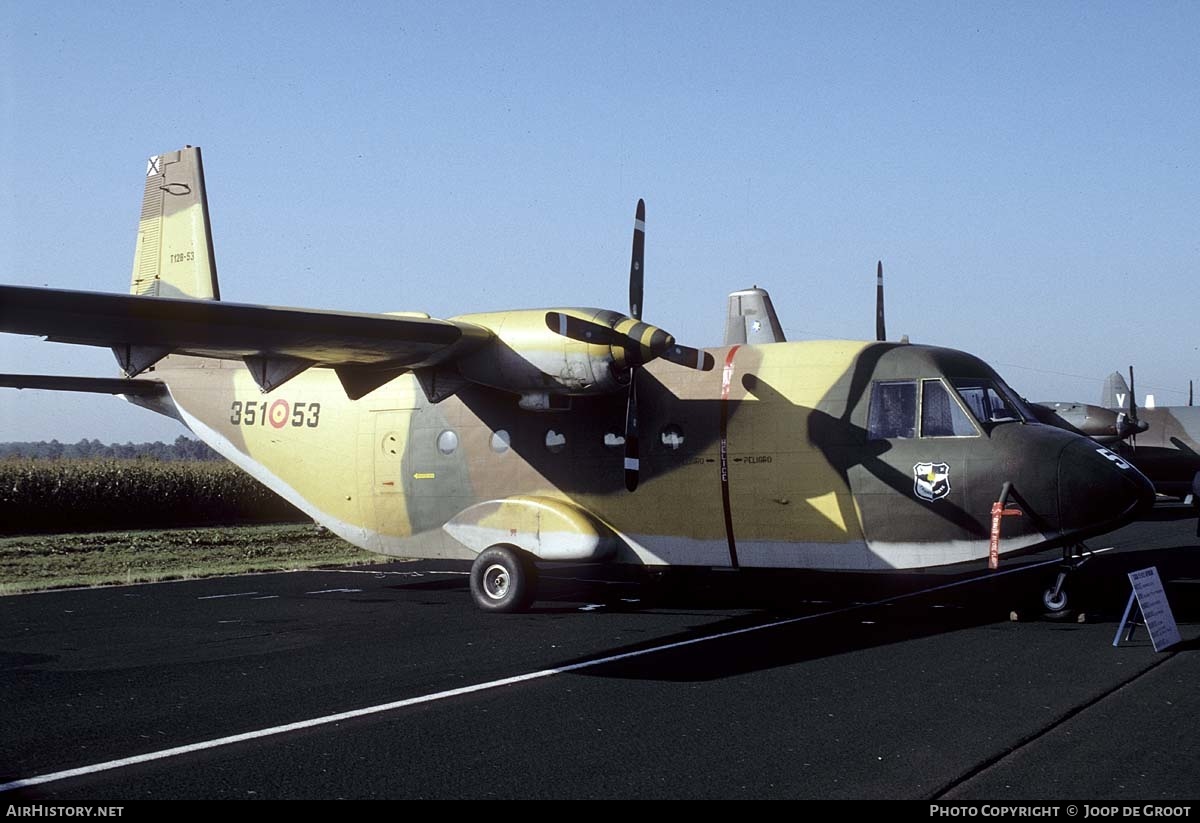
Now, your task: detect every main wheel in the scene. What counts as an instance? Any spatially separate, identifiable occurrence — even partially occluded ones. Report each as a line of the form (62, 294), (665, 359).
(469, 546), (538, 613)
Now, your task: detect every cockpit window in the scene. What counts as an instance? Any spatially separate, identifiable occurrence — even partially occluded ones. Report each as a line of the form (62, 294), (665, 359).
(868, 381), (917, 440)
(951, 378), (1026, 425)
(921, 379), (978, 437)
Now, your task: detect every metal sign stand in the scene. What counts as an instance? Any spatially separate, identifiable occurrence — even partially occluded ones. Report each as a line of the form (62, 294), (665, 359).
(1113, 591), (1143, 645)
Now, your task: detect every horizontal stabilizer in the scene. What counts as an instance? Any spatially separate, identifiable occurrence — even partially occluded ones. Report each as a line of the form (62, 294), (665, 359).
(0, 374), (167, 396)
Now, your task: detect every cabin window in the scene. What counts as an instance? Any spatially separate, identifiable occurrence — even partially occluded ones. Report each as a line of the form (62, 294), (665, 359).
(660, 424), (685, 450)
(545, 429), (567, 453)
(951, 379), (1024, 425)
(437, 430), (459, 455)
(603, 432), (625, 447)
(921, 379), (978, 437)
(490, 430), (510, 453)
(868, 381), (917, 440)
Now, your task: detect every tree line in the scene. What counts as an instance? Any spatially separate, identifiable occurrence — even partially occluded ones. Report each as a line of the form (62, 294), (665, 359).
(0, 436), (221, 461)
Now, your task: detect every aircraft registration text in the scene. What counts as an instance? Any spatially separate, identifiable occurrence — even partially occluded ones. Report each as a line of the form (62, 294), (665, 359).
(230, 400), (321, 428)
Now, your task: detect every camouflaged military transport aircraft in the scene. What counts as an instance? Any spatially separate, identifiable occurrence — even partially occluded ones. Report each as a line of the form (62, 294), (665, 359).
(0, 147), (1156, 612)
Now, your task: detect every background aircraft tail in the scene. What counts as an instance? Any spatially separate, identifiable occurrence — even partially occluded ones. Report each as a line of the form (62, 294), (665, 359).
(129, 146), (220, 300)
(723, 286), (785, 345)
(1102, 370), (1130, 409)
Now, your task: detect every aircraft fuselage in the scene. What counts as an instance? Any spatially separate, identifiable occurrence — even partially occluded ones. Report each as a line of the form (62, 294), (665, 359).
(144, 335), (1153, 573)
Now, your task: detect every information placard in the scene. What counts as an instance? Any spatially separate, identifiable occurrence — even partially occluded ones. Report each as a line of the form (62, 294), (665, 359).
(1125, 566), (1181, 652)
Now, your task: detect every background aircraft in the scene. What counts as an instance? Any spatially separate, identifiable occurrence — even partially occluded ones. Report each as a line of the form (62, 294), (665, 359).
(1101, 370), (1200, 505)
(0, 147), (1154, 612)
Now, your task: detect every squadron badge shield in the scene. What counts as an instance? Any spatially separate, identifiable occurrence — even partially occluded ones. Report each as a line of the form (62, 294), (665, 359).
(914, 462), (951, 502)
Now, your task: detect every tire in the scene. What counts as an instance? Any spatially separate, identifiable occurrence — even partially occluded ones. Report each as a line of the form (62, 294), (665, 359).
(469, 546), (537, 613)
(1042, 585), (1068, 614)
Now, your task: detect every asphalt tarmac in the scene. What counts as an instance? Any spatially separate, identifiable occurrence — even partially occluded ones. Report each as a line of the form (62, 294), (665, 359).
(2, 506), (1198, 800)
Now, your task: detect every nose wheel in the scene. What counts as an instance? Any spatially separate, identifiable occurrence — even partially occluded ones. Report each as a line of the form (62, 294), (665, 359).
(1039, 544), (1090, 618)
(1042, 571), (1070, 613)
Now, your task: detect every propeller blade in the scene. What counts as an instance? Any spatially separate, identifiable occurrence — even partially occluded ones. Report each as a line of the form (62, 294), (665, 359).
(875, 260), (886, 342)
(1190, 379), (1194, 407)
(629, 199), (645, 321)
(661, 343), (715, 371)
(1128, 366), (1138, 419)
(1128, 366), (1139, 451)
(624, 376), (640, 491)
(545, 311), (626, 347)
(545, 311), (677, 365)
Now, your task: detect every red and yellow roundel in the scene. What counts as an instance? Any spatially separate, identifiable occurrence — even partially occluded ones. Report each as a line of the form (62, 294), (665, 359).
(269, 399), (290, 429)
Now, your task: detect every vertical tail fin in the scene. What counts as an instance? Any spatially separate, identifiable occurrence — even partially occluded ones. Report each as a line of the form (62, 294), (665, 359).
(1102, 371), (1130, 409)
(723, 286), (786, 346)
(129, 146), (220, 300)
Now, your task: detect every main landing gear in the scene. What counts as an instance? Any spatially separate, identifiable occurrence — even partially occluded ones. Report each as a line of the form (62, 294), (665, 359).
(469, 545), (539, 613)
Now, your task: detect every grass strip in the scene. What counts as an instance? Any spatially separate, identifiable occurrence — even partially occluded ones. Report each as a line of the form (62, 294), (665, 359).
(0, 524), (389, 594)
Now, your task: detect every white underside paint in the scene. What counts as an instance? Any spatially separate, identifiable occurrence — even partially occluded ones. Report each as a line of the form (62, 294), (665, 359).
(862, 532), (1048, 569)
(442, 523), (610, 561)
(616, 531), (1050, 570)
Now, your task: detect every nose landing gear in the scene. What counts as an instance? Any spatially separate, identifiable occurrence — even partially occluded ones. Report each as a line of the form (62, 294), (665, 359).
(1040, 544), (1091, 619)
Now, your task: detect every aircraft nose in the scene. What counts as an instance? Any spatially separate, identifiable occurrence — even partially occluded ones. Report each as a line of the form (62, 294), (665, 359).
(1057, 440), (1155, 532)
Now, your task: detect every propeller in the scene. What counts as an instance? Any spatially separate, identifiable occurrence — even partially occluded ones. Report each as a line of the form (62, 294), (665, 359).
(1189, 379), (1194, 407)
(623, 202), (646, 493)
(875, 260), (886, 342)
(1115, 365), (1149, 447)
(544, 199), (714, 491)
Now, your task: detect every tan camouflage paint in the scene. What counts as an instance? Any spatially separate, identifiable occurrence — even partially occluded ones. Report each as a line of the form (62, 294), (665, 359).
(151, 333), (871, 568)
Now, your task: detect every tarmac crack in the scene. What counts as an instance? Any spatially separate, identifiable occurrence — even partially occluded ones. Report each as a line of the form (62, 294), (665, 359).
(927, 649), (1182, 799)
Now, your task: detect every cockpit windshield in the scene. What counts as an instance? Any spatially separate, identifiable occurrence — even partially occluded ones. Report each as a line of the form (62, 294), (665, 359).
(950, 378), (1029, 425)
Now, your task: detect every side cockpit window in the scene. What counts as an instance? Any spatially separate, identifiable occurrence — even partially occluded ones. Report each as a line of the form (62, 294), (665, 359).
(951, 378), (1024, 425)
(921, 379), (977, 437)
(868, 381), (917, 440)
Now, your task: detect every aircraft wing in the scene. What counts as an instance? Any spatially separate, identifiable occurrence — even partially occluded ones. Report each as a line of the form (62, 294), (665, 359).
(0, 285), (492, 396)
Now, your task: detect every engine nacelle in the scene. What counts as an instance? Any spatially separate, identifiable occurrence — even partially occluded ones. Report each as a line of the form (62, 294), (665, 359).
(1032, 401), (1128, 443)
(451, 308), (633, 399)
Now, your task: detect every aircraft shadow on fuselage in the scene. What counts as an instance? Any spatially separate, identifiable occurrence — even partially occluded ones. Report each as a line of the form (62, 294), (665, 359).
(452, 340), (983, 537)
(745, 373), (983, 536)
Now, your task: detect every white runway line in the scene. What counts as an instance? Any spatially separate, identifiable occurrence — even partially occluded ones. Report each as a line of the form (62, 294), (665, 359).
(0, 549), (1106, 794)
(319, 568), (469, 577)
(196, 592), (259, 600)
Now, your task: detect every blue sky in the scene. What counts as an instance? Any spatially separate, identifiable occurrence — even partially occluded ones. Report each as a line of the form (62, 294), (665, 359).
(2, 2), (1197, 442)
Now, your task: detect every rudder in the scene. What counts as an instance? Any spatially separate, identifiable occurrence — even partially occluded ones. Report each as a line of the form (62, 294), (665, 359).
(129, 146), (220, 300)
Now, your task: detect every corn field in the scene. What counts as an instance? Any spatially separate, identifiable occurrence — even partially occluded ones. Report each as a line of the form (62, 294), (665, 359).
(0, 459), (306, 535)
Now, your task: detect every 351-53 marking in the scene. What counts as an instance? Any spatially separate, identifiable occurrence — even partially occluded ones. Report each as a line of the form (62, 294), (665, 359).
(230, 400), (320, 429)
